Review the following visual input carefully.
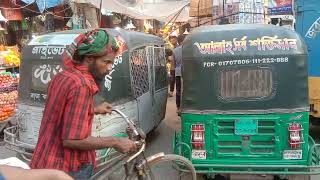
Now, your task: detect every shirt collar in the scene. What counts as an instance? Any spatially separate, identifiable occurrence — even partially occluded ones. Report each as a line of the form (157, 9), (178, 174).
(63, 58), (99, 94)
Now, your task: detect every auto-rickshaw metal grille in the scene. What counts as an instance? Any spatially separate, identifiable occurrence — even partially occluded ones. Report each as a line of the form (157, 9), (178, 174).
(130, 48), (150, 98)
(219, 69), (273, 100)
(215, 120), (276, 157)
(153, 47), (167, 91)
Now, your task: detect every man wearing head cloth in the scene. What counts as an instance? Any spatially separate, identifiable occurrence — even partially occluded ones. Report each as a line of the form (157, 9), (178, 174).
(30, 29), (136, 179)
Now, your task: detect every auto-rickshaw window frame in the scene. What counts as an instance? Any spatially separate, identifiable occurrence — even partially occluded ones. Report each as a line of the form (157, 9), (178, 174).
(129, 45), (168, 98)
(153, 46), (167, 91)
(129, 46), (150, 98)
(216, 65), (277, 102)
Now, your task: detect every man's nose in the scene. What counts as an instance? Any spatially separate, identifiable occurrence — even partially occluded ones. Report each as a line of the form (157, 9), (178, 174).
(106, 64), (113, 71)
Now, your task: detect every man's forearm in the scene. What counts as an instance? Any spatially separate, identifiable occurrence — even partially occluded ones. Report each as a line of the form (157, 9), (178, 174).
(63, 136), (118, 151)
(0, 166), (73, 180)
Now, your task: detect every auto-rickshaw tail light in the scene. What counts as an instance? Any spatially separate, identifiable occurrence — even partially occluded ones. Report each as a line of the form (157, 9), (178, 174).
(191, 124), (205, 149)
(288, 123), (304, 149)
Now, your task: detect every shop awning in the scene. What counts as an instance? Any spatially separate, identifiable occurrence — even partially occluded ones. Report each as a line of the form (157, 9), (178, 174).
(72, 0), (190, 22)
(1, 0), (23, 20)
(161, 5), (192, 22)
(0, 11), (9, 22)
(20, 0), (64, 12)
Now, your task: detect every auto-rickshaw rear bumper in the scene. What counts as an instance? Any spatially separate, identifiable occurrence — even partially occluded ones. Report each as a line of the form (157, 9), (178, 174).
(188, 163), (320, 175)
(173, 131), (320, 175)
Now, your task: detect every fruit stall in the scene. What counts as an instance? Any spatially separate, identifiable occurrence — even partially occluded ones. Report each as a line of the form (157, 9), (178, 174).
(0, 45), (20, 68)
(0, 45), (20, 130)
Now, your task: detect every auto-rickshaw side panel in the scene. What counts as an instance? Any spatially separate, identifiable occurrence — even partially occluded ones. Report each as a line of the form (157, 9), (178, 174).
(121, 30), (167, 132)
(153, 46), (168, 126)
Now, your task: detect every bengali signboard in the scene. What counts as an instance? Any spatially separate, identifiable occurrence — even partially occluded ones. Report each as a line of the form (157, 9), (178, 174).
(268, 0), (293, 15)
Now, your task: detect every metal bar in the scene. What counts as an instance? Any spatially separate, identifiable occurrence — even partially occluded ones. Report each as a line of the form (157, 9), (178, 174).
(194, 164), (315, 168)
(174, 164), (320, 175)
(308, 144), (320, 164)
(97, 153), (126, 168)
(195, 170), (320, 175)
(182, 108), (309, 115)
(163, 3), (189, 28)
(175, 142), (192, 160)
(248, 145), (275, 148)
(112, 109), (138, 136)
(126, 143), (145, 163)
(222, 0), (225, 17)
(96, 148), (112, 161)
(4, 126), (35, 149)
(217, 146), (242, 148)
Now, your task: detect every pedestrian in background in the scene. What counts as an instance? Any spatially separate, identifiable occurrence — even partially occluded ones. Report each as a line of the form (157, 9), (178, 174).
(168, 35), (179, 97)
(173, 35), (185, 115)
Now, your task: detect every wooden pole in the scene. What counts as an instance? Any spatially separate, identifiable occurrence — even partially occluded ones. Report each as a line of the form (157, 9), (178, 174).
(99, 0), (103, 27)
(197, 0), (200, 27)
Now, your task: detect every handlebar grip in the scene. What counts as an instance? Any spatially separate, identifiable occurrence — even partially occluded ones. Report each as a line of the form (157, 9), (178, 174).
(134, 141), (143, 147)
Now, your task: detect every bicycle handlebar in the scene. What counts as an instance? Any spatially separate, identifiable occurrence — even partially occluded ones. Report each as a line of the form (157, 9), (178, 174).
(111, 109), (147, 165)
(112, 109), (139, 137)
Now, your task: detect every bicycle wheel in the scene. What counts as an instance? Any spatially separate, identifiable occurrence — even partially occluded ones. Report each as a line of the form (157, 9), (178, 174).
(129, 154), (197, 180)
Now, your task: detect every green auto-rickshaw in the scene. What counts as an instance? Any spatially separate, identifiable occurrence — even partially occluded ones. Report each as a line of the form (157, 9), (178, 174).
(173, 24), (320, 179)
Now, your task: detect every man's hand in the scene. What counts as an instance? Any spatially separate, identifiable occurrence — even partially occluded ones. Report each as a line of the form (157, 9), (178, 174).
(94, 102), (112, 114)
(113, 137), (137, 154)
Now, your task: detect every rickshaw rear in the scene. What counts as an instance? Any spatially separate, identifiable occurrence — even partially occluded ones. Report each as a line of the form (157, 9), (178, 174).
(173, 24), (320, 178)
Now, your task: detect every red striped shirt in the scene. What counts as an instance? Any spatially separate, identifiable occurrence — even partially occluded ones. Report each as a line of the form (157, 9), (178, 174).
(30, 62), (98, 172)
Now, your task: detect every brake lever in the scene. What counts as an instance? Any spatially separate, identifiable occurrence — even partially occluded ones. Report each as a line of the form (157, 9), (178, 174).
(136, 127), (146, 140)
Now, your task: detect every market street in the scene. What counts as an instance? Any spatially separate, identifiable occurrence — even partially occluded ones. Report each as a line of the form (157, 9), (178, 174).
(0, 0), (318, 179)
(1, 96), (320, 180)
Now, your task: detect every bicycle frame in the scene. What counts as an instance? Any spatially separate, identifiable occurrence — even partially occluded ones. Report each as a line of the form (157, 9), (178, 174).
(91, 109), (167, 180)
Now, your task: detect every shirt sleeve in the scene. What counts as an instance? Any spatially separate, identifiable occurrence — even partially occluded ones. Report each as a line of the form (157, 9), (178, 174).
(61, 85), (92, 140)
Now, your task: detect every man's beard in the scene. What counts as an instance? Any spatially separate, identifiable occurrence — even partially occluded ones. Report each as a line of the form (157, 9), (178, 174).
(89, 61), (107, 82)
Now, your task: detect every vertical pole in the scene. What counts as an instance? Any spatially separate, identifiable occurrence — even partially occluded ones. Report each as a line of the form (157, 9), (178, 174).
(222, 0), (225, 18)
(253, 0), (255, 24)
(198, 0), (200, 27)
(264, 0), (266, 24)
(99, 0), (103, 27)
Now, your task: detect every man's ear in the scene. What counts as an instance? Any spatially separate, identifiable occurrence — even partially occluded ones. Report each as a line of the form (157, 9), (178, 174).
(83, 56), (94, 64)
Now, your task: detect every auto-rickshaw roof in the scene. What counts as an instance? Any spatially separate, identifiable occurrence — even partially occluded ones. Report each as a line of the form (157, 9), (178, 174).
(20, 29), (164, 106)
(30, 28), (164, 49)
(183, 24), (307, 59)
(181, 24), (309, 114)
